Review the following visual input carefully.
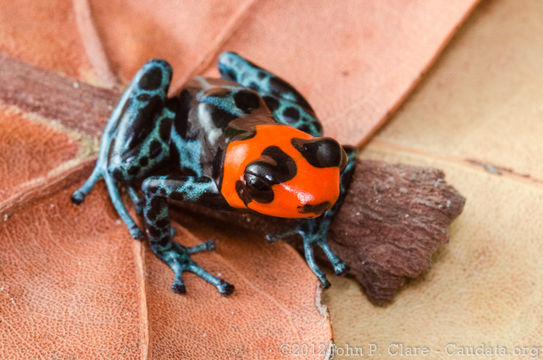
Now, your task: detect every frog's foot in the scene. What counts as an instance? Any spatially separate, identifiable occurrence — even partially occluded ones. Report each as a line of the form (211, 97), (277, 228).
(269, 218), (348, 288)
(152, 239), (233, 295)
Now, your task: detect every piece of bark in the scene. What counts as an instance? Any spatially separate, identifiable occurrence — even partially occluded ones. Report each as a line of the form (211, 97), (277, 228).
(0, 52), (466, 304)
(173, 161), (465, 305)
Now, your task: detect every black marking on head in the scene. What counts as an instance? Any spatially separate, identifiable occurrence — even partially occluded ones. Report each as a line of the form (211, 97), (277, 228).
(139, 67), (162, 90)
(262, 96), (279, 112)
(242, 146), (297, 204)
(149, 140), (162, 158)
(259, 146), (297, 183)
(291, 137), (347, 169)
(159, 119), (170, 141)
(233, 90), (260, 113)
(298, 201), (331, 216)
(257, 71), (266, 79)
(282, 106), (300, 124)
(248, 83), (259, 91)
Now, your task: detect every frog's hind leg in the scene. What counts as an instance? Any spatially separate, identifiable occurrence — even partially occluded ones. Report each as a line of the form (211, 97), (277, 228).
(141, 175), (234, 295)
(71, 59), (174, 239)
(217, 51), (323, 137)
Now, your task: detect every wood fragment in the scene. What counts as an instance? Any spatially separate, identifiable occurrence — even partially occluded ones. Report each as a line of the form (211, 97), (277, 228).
(0, 51), (466, 304)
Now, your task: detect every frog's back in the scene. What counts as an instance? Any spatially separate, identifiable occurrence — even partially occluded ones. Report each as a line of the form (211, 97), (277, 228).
(167, 76), (276, 184)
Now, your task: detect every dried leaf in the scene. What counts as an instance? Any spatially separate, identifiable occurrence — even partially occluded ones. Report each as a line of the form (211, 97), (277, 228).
(0, 0), (477, 357)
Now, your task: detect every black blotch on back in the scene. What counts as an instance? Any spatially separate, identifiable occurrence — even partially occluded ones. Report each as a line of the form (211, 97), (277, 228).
(262, 96), (279, 112)
(159, 119), (171, 141)
(212, 146), (225, 184)
(291, 137), (346, 169)
(126, 95), (162, 149)
(172, 90), (192, 138)
(139, 67), (162, 90)
(210, 105), (237, 128)
(233, 90), (260, 113)
(282, 106), (300, 124)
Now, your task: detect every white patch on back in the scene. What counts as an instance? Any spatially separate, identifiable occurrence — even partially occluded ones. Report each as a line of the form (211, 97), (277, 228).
(197, 103), (222, 146)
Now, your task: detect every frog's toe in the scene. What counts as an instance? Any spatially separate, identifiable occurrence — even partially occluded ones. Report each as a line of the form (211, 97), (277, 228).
(171, 278), (187, 294)
(187, 238), (216, 254)
(321, 277), (331, 289)
(217, 280), (235, 296)
(153, 241), (234, 296)
(70, 191), (85, 205)
(265, 229), (299, 243)
(333, 261), (349, 276)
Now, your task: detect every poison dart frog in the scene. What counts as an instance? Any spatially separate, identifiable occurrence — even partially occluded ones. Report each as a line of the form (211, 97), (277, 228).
(71, 52), (357, 295)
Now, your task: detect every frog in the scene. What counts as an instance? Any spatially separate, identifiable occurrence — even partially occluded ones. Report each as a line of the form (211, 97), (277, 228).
(71, 52), (357, 296)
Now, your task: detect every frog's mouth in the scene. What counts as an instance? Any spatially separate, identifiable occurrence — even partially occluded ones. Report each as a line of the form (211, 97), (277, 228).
(297, 202), (331, 216)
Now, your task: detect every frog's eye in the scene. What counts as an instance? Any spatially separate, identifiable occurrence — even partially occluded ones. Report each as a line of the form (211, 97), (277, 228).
(291, 137), (347, 171)
(243, 170), (274, 204)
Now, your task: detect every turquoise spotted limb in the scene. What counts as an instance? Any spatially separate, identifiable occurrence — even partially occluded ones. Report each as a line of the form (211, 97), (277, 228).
(266, 146), (357, 287)
(71, 58), (174, 239)
(218, 51), (323, 137)
(141, 175), (235, 295)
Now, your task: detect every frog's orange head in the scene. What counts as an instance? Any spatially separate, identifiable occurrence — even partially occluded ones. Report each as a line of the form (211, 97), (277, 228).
(221, 125), (347, 218)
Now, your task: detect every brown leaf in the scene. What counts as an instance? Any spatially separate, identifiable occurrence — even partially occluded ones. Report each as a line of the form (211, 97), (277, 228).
(0, 0), (477, 357)
(0, 170), (330, 358)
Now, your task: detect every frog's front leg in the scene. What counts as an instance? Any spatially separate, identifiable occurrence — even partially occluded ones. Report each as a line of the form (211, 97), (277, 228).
(141, 175), (235, 295)
(71, 59), (173, 239)
(218, 51), (323, 137)
(267, 146), (358, 287)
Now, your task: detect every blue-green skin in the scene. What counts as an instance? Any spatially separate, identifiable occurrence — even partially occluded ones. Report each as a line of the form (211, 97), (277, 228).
(72, 52), (357, 295)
